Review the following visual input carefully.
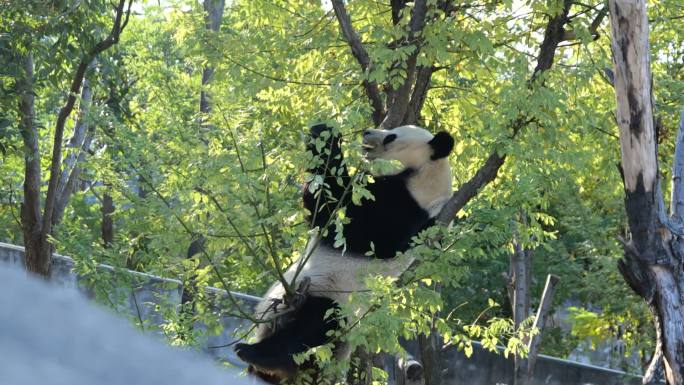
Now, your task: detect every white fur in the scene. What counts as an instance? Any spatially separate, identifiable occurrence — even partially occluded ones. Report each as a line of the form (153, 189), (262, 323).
(254, 238), (414, 340)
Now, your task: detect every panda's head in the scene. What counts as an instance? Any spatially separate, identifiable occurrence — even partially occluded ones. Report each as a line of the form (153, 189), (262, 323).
(362, 125), (454, 169)
(362, 125), (454, 216)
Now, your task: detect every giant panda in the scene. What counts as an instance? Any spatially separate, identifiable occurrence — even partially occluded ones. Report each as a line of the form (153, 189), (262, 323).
(235, 124), (454, 383)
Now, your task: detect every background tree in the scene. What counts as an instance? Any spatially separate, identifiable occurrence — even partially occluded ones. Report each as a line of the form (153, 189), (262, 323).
(3, 0), (132, 277)
(609, 0), (684, 383)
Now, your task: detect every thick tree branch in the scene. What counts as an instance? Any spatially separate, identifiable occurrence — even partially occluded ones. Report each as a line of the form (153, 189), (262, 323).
(390, 0), (408, 25)
(404, 66), (435, 125)
(531, 0), (572, 82)
(524, 274), (560, 380)
(642, 305), (664, 385)
(436, 151), (505, 224)
(199, 0), (225, 126)
(52, 127), (95, 226)
(562, 5), (608, 41)
(53, 64), (95, 224)
(331, 0), (385, 125)
(436, 0), (572, 223)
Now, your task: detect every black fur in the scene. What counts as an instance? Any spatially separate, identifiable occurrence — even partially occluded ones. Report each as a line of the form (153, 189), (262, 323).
(382, 133), (397, 145)
(303, 124), (351, 233)
(235, 296), (340, 382)
(429, 131), (454, 160)
(303, 125), (433, 259)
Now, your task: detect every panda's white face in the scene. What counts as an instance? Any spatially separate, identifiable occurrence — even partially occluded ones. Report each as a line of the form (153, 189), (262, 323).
(362, 125), (438, 169)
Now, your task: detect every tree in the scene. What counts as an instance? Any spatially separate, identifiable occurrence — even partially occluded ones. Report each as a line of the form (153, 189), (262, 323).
(9, 0), (132, 277)
(329, 1), (579, 384)
(609, 0), (684, 383)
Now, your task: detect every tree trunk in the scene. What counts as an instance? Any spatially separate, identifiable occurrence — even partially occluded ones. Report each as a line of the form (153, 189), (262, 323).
(179, 0), (226, 340)
(418, 330), (441, 385)
(17, 53), (51, 276)
(198, 0), (225, 127)
(347, 347), (373, 385)
(331, 2), (572, 384)
(511, 239), (531, 385)
(101, 191), (115, 248)
(609, 1), (684, 383)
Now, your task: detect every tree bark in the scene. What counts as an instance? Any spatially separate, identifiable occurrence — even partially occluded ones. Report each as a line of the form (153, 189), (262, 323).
(378, 0), (427, 130)
(53, 65), (96, 226)
(101, 190), (115, 248)
(347, 347), (373, 385)
(17, 52), (49, 276)
(418, 330), (441, 385)
(511, 240), (531, 385)
(331, 0), (385, 126)
(609, 1), (684, 383)
(199, 0), (225, 127)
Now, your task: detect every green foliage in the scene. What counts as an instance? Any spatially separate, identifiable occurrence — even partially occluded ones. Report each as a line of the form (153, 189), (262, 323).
(3, 0), (684, 381)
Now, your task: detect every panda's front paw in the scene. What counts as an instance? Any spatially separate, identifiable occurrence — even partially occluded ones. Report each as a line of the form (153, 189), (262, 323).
(235, 342), (261, 365)
(310, 123), (332, 138)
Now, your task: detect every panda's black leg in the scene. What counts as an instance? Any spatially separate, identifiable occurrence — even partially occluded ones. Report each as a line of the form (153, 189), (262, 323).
(235, 296), (341, 374)
(303, 124), (350, 231)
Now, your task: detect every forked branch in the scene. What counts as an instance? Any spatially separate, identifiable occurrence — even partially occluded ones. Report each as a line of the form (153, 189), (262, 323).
(331, 0), (385, 125)
(379, 0), (428, 130)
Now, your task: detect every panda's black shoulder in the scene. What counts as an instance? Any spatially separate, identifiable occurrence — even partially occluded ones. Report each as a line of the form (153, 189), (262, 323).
(370, 168), (418, 200)
(335, 168), (432, 258)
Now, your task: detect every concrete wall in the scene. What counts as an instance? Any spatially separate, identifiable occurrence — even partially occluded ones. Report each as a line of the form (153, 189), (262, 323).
(0, 264), (261, 385)
(439, 341), (642, 385)
(0, 242), (257, 366)
(1, 242), (646, 384)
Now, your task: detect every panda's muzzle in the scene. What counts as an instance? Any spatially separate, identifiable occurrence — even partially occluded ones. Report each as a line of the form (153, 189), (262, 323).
(362, 129), (393, 151)
(361, 132), (381, 151)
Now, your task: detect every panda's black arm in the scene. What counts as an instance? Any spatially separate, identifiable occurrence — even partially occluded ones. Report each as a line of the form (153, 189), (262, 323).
(303, 124), (351, 231)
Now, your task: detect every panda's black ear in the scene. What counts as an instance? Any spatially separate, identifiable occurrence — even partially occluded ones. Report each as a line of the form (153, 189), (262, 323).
(429, 131), (454, 160)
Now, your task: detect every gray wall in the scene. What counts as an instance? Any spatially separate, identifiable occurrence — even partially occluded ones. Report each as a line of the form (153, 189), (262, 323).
(0, 242), (646, 385)
(0, 242), (257, 366)
(0, 264), (262, 385)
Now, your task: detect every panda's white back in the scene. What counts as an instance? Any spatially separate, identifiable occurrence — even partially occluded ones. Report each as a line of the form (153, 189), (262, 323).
(254, 236), (414, 339)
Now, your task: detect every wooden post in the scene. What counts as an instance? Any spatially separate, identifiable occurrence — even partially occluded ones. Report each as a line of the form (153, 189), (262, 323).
(524, 274), (560, 381)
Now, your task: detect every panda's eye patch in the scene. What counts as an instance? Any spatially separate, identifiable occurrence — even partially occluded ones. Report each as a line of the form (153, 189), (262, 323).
(382, 134), (397, 145)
